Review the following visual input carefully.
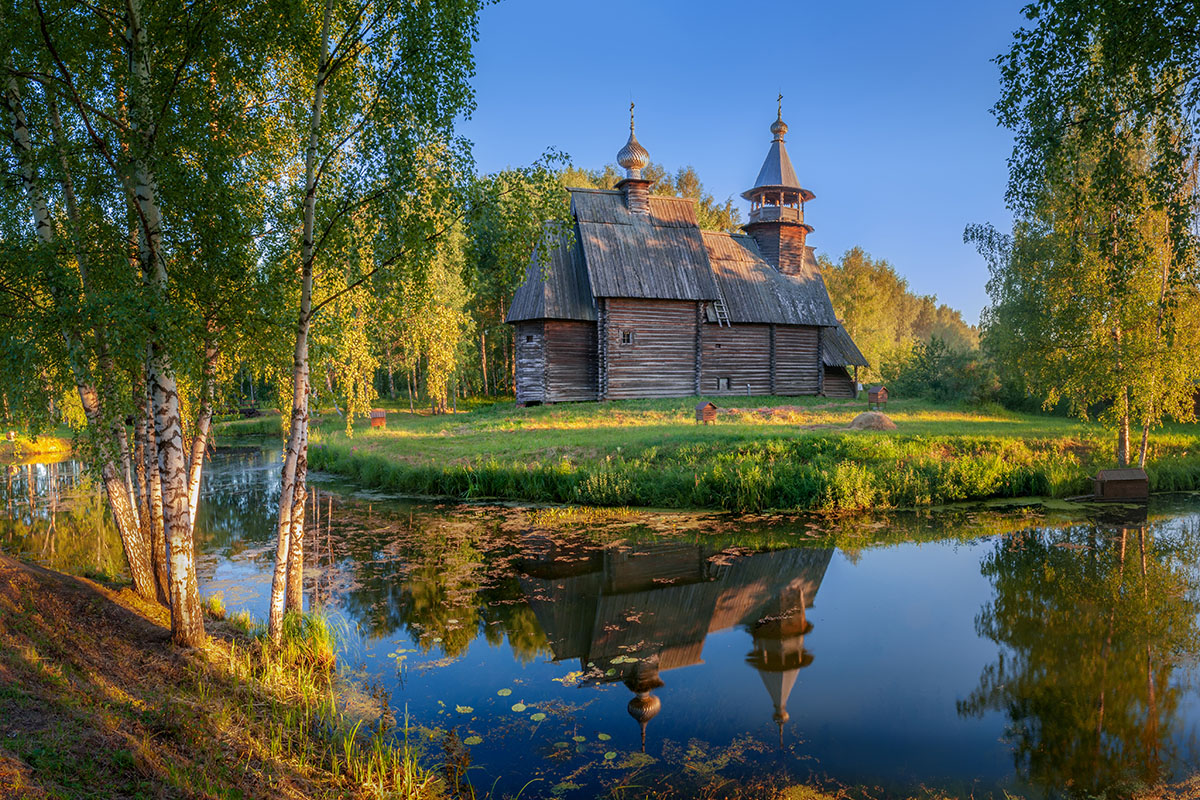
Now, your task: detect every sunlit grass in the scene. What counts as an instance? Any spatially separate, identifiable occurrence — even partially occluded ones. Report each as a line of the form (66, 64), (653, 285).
(302, 396), (1200, 512)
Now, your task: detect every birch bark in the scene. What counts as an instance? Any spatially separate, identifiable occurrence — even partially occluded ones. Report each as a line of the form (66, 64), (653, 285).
(126, 0), (203, 645)
(268, 0), (333, 642)
(186, 335), (219, 533)
(4, 72), (157, 599)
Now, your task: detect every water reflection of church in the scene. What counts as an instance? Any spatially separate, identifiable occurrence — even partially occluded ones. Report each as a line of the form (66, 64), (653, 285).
(517, 538), (832, 748)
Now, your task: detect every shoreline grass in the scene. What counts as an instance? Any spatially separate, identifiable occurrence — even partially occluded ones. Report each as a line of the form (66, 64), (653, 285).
(304, 396), (1200, 513)
(0, 553), (440, 799)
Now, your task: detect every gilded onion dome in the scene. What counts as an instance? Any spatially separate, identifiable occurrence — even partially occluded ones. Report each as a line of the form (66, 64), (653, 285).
(617, 103), (650, 178)
(770, 108), (788, 141)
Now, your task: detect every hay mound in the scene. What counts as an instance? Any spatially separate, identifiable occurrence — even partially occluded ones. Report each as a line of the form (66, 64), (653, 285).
(848, 411), (897, 431)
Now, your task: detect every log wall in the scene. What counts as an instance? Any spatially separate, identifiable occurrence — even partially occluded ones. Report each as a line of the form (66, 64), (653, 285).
(603, 299), (698, 399)
(774, 325), (820, 395)
(544, 321), (598, 402)
(823, 366), (856, 399)
(514, 321), (546, 405)
(700, 323), (772, 396)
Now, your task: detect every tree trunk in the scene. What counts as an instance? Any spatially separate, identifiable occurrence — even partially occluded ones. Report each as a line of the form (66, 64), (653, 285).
(386, 343), (396, 399)
(269, 0), (332, 642)
(480, 332), (488, 396)
(1117, 387), (1131, 467)
(285, 422), (308, 614)
(127, 0), (204, 646)
(143, 378), (169, 604)
(186, 335), (219, 532)
(5, 72), (158, 601)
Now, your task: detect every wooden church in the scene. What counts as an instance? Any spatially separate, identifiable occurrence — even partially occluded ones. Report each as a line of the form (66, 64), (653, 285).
(506, 105), (866, 405)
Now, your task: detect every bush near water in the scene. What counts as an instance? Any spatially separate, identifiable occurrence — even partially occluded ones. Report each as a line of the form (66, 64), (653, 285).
(296, 397), (1200, 513)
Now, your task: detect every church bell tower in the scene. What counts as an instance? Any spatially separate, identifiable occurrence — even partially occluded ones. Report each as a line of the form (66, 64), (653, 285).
(742, 99), (815, 277)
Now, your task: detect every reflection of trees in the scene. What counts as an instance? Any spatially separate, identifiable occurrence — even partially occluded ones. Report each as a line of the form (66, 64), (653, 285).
(331, 514), (551, 662)
(960, 523), (1200, 795)
(1, 461), (125, 578)
(191, 451), (281, 553)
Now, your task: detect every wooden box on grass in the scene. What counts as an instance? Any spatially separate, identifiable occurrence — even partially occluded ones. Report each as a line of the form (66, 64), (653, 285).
(370, 409), (387, 429)
(695, 401), (718, 425)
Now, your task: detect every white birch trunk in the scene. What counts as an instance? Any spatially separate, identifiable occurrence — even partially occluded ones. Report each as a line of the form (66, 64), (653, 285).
(126, 0), (203, 645)
(5, 72), (157, 599)
(268, 0), (333, 642)
(186, 336), (219, 533)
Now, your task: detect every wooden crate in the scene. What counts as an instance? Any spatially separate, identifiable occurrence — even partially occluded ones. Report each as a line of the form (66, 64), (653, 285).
(369, 409), (387, 429)
(1093, 468), (1149, 502)
(695, 401), (718, 425)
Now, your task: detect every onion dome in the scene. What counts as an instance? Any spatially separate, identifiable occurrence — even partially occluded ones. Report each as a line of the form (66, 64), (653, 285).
(770, 108), (788, 141)
(617, 103), (649, 178)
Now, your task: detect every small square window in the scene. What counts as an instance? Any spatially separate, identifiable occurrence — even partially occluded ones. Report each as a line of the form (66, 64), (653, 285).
(621, 331), (635, 345)
(717, 377), (730, 391)
(526, 335), (533, 343)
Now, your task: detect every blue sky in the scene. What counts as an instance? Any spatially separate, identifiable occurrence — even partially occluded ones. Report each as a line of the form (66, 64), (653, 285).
(459, 0), (1027, 324)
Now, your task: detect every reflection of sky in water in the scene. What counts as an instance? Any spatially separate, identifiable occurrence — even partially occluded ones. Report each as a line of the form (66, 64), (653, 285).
(6, 451), (1200, 799)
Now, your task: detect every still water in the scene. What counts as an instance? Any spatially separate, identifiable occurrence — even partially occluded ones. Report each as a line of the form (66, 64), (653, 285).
(4, 448), (1200, 799)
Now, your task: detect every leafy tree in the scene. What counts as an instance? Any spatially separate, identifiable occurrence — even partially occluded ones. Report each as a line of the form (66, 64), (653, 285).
(820, 247), (979, 382)
(975, 1), (1200, 466)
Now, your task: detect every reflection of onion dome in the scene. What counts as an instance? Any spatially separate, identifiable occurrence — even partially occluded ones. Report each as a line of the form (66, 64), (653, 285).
(617, 103), (650, 178)
(627, 692), (661, 752)
(624, 658), (664, 751)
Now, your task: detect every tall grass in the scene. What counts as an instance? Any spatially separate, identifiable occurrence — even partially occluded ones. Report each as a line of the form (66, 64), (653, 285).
(309, 431), (1200, 513)
(203, 609), (442, 798)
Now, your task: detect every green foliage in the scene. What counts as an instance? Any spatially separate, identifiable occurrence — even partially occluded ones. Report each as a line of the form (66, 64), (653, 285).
(979, 0), (1200, 465)
(882, 338), (998, 404)
(820, 247), (979, 381)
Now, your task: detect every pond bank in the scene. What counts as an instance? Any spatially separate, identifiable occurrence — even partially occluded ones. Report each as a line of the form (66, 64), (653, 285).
(0, 553), (439, 800)
(301, 397), (1200, 512)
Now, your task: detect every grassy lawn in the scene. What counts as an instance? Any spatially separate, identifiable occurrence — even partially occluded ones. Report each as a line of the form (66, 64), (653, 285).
(273, 395), (1200, 512)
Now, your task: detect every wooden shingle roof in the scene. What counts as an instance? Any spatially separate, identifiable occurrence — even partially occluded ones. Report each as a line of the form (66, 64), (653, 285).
(571, 189), (720, 302)
(701, 232), (840, 327)
(822, 324), (869, 368)
(506, 225), (596, 323)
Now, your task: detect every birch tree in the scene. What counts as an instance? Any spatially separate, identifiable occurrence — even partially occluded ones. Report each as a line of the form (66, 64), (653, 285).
(264, 0), (481, 641)
(977, 1), (1200, 466)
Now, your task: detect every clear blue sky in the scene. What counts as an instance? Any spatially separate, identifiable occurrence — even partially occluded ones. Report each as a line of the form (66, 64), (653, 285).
(459, 0), (1027, 325)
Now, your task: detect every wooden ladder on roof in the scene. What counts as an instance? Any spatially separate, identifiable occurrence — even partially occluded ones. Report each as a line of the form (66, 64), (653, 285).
(711, 295), (731, 327)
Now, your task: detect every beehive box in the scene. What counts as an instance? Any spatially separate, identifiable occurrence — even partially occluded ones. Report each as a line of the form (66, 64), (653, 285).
(1093, 468), (1149, 502)
(369, 409), (387, 429)
(695, 401), (718, 425)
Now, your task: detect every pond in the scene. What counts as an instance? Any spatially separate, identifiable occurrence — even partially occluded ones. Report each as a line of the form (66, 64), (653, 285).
(4, 448), (1200, 799)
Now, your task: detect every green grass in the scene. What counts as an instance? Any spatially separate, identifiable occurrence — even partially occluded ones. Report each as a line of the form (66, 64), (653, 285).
(300, 395), (1200, 512)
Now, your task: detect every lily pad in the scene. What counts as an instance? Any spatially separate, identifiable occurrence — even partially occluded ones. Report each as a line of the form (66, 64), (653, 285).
(530, 712), (546, 721)
(455, 705), (473, 714)
(572, 735), (586, 743)
(604, 751), (616, 760)
(554, 741), (569, 749)
(497, 688), (512, 696)
(464, 735), (482, 746)
(597, 733), (611, 741)
(511, 702), (527, 712)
